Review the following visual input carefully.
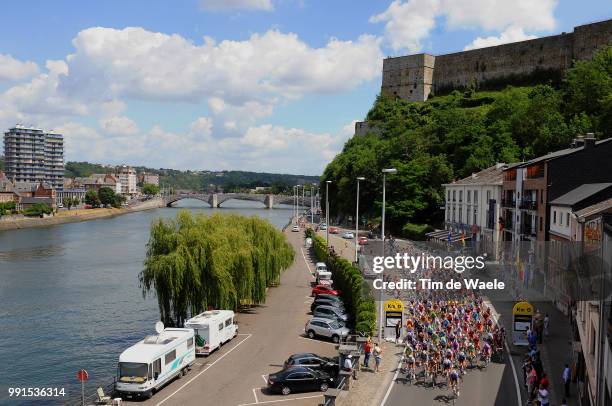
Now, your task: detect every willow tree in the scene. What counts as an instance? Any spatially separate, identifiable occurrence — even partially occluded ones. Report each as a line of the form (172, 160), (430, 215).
(140, 210), (294, 326)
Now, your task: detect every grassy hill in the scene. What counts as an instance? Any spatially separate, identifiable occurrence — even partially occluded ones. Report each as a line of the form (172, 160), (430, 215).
(321, 47), (612, 237)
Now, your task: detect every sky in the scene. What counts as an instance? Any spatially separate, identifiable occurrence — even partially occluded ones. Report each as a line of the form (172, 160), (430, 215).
(0, 0), (610, 175)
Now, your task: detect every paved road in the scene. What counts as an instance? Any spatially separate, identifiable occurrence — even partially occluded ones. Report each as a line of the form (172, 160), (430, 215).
(124, 228), (337, 406)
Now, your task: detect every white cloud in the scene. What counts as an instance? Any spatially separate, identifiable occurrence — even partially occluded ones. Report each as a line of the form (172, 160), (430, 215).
(463, 26), (537, 50)
(371, 0), (557, 53)
(99, 116), (140, 136)
(0, 54), (39, 82)
(199, 0), (273, 11)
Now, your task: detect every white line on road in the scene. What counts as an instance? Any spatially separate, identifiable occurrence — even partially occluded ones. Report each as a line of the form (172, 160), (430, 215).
(252, 388), (259, 403)
(237, 394), (322, 406)
(485, 300), (522, 406)
(300, 247), (315, 279)
(155, 334), (252, 406)
(261, 375), (268, 384)
(379, 354), (403, 406)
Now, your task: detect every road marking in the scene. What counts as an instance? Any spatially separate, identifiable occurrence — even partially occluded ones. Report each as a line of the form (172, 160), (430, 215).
(379, 353), (403, 406)
(237, 394), (322, 406)
(300, 247), (315, 279)
(485, 300), (522, 406)
(261, 375), (268, 384)
(252, 388), (259, 403)
(155, 334), (252, 406)
(297, 336), (337, 346)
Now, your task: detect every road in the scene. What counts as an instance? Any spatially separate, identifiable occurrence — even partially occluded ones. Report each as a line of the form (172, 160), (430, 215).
(124, 228), (336, 406)
(319, 226), (522, 406)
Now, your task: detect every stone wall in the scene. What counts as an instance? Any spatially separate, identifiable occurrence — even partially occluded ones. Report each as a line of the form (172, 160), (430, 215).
(381, 19), (612, 102)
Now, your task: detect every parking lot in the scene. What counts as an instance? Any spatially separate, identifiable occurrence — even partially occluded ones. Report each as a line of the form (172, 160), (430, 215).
(123, 228), (338, 406)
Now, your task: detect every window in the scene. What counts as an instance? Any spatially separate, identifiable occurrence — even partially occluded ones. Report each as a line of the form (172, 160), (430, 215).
(474, 191), (478, 204)
(459, 208), (463, 223)
(447, 190), (450, 202)
(467, 190), (471, 203)
(540, 217), (543, 231)
(560, 214), (563, 226)
(540, 190), (543, 204)
(165, 350), (176, 365)
(566, 213), (570, 227)
(225, 318), (232, 327)
(453, 191), (456, 201)
(218, 323), (223, 331)
(553, 211), (557, 224)
(473, 209), (477, 225)
(486, 190), (491, 201)
(459, 191), (463, 202)
(187, 337), (194, 349)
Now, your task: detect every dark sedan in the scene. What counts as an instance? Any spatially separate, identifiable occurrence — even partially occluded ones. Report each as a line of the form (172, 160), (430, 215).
(311, 298), (345, 313)
(267, 366), (334, 395)
(283, 353), (340, 377)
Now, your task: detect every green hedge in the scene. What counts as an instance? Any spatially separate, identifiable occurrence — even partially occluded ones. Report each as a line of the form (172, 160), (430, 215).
(401, 222), (435, 241)
(306, 228), (376, 336)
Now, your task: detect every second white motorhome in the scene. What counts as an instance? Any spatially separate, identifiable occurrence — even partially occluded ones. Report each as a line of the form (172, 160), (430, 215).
(184, 310), (238, 356)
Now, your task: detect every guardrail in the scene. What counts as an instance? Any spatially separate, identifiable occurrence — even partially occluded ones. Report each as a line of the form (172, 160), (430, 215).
(64, 379), (116, 406)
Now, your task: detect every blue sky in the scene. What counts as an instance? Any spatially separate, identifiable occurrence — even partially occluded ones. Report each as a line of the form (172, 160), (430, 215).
(0, 0), (610, 175)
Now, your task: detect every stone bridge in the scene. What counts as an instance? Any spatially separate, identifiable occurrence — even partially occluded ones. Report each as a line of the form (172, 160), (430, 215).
(163, 193), (312, 209)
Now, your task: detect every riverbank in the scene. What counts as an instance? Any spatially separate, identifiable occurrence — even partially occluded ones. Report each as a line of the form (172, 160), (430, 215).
(0, 197), (164, 231)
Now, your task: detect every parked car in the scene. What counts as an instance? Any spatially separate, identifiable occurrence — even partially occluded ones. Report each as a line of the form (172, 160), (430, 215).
(305, 317), (350, 343)
(283, 353), (340, 377)
(358, 237), (368, 245)
(311, 298), (345, 313)
(329, 227), (339, 234)
(342, 232), (354, 239)
(291, 225), (300, 232)
(314, 293), (342, 302)
(319, 223), (327, 230)
(267, 366), (334, 395)
(311, 285), (340, 297)
(313, 305), (348, 323)
(315, 262), (327, 273)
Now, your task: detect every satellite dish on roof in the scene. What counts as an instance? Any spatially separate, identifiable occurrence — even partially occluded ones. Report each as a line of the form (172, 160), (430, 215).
(155, 321), (164, 334)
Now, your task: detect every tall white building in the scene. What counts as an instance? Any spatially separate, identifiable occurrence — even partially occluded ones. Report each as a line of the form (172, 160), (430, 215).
(116, 166), (137, 196)
(443, 163), (507, 256)
(3, 125), (64, 190)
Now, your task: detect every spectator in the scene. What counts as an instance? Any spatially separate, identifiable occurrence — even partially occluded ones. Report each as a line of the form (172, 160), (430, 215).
(395, 321), (401, 344)
(528, 366), (538, 401)
(373, 342), (383, 373)
(540, 372), (549, 389)
(562, 364), (571, 397)
(363, 338), (372, 369)
(538, 384), (550, 406)
(343, 354), (357, 380)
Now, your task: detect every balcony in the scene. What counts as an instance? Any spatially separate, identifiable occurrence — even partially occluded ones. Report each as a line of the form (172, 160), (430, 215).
(502, 198), (515, 208)
(520, 200), (538, 211)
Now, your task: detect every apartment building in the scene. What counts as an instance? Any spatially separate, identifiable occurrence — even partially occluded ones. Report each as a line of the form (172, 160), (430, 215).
(443, 163), (506, 255)
(3, 125), (64, 191)
(139, 172), (159, 187)
(116, 166), (137, 196)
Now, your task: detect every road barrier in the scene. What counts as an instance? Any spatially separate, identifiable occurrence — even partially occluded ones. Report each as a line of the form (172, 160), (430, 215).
(64, 378), (116, 406)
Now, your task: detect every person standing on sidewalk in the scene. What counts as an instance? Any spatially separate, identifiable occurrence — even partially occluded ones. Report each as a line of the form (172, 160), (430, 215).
(373, 343), (383, 373)
(562, 364), (571, 398)
(363, 338), (372, 369)
(344, 354), (357, 380)
(395, 321), (401, 344)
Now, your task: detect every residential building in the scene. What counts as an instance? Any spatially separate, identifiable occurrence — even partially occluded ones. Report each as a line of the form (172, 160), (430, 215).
(501, 134), (612, 243)
(3, 125), (64, 191)
(139, 172), (159, 187)
(15, 182), (57, 211)
(442, 163), (507, 256)
(74, 174), (121, 195)
(116, 166), (137, 196)
(57, 188), (87, 206)
(0, 177), (18, 203)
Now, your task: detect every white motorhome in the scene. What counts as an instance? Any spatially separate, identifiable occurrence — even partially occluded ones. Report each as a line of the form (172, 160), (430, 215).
(116, 325), (195, 399)
(184, 310), (237, 356)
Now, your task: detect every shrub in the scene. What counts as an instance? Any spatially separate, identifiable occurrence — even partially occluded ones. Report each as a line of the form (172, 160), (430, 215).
(402, 222), (435, 240)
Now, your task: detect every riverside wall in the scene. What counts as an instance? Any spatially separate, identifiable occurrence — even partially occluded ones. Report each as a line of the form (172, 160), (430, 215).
(0, 198), (164, 231)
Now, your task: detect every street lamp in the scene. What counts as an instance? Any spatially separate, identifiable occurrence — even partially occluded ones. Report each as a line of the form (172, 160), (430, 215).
(379, 168), (397, 341)
(325, 180), (332, 247)
(297, 185), (301, 223)
(355, 177), (365, 263)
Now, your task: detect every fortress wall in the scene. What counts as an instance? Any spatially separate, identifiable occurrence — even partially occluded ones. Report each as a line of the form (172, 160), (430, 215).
(382, 54), (435, 101)
(433, 34), (574, 92)
(573, 19), (612, 60)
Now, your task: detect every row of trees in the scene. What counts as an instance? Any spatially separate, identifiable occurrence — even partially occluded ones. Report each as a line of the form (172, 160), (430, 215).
(140, 211), (295, 327)
(321, 47), (612, 237)
(307, 228), (375, 335)
(84, 187), (126, 208)
(0, 201), (16, 216)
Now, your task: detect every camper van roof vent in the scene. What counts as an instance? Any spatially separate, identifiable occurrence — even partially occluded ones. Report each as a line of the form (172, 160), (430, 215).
(144, 335), (159, 344)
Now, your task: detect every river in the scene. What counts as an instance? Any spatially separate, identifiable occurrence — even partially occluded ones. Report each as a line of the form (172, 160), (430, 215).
(0, 199), (293, 404)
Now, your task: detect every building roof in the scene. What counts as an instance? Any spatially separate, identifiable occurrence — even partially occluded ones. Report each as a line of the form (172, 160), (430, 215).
(550, 183), (612, 207)
(443, 163), (508, 186)
(517, 138), (612, 168)
(574, 198), (612, 220)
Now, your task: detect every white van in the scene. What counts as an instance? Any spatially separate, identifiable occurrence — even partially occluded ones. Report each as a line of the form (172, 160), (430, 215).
(184, 310), (237, 356)
(116, 325), (195, 399)
(315, 262), (327, 273)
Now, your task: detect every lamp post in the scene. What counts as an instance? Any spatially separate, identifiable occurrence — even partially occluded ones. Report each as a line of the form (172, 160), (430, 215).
(379, 168), (397, 341)
(293, 186), (297, 222)
(302, 185), (305, 221)
(325, 180), (331, 247)
(310, 185), (314, 224)
(355, 177), (365, 263)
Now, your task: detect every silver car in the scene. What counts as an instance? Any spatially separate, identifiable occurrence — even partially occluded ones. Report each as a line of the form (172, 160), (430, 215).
(305, 317), (350, 343)
(313, 305), (348, 322)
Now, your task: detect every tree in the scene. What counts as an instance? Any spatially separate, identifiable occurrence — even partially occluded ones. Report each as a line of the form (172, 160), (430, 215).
(142, 183), (160, 196)
(0, 201), (16, 216)
(23, 203), (52, 217)
(113, 193), (126, 208)
(98, 186), (117, 208)
(140, 211), (294, 327)
(84, 190), (101, 208)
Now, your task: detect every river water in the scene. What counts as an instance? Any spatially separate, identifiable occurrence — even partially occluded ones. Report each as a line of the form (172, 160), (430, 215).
(0, 200), (293, 404)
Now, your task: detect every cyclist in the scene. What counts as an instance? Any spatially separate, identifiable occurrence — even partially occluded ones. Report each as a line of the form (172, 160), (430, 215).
(449, 368), (460, 397)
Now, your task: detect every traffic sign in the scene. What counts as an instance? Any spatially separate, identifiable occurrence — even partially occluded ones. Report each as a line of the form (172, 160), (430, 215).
(76, 369), (89, 382)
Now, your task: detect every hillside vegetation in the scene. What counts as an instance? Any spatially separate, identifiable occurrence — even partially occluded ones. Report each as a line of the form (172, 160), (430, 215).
(322, 47), (612, 237)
